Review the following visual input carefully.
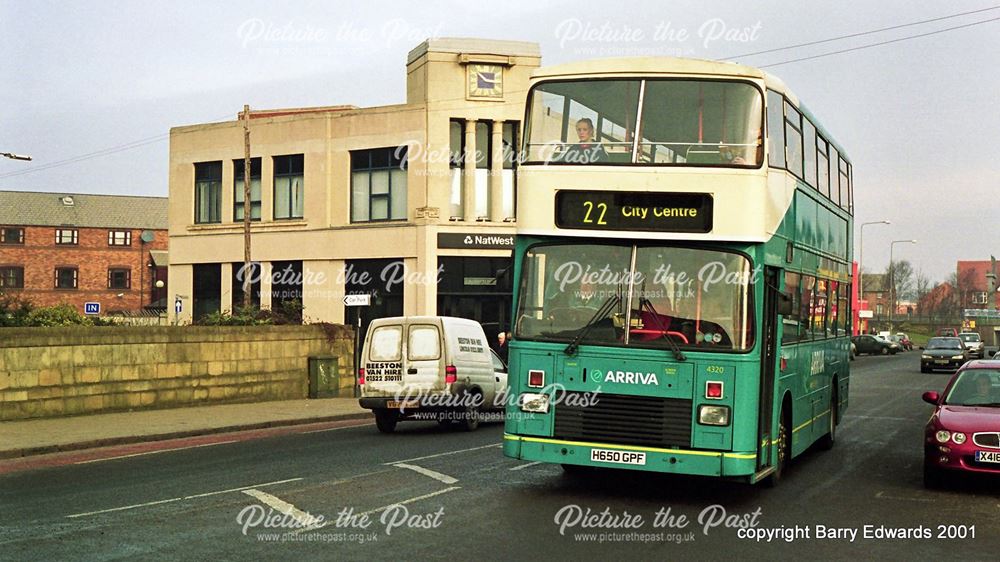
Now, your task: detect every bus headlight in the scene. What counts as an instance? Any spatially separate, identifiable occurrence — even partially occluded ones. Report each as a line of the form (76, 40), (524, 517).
(698, 405), (730, 426)
(520, 393), (550, 414)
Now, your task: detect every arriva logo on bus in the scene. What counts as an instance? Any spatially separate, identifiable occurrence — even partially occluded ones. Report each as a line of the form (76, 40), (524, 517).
(590, 370), (660, 385)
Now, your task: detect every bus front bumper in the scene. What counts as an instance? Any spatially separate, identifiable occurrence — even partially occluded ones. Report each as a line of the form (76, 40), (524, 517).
(503, 433), (758, 478)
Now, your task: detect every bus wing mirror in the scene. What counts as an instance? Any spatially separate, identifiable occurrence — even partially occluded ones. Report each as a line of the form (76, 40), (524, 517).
(776, 292), (793, 316)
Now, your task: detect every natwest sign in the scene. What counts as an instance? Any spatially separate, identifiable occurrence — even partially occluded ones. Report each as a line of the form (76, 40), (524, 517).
(437, 232), (514, 250)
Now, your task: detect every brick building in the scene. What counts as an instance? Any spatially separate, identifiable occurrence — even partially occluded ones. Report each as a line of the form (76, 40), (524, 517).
(0, 191), (168, 313)
(955, 260), (999, 309)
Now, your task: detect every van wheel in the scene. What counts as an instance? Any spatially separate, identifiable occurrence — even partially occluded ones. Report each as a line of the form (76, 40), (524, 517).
(459, 393), (481, 432)
(374, 409), (398, 433)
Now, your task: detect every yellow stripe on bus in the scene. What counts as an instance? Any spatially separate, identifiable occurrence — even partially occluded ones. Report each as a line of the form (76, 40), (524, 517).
(793, 408), (831, 434)
(504, 434), (757, 460)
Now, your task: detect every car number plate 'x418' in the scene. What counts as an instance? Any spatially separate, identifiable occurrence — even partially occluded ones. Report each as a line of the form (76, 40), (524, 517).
(974, 450), (1000, 464)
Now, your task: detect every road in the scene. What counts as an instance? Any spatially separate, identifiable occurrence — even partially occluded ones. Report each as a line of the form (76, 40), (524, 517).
(1, 352), (998, 560)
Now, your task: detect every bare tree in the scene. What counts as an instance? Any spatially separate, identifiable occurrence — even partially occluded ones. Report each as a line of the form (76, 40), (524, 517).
(885, 259), (915, 312)
(915, 269), (931, 305)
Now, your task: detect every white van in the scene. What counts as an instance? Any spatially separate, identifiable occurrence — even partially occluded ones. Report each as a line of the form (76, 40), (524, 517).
(358, 316), (508, 433)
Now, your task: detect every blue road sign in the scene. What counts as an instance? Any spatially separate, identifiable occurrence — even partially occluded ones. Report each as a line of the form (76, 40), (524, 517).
(84, 302), (101, 315)
(175, 299), (182, 314)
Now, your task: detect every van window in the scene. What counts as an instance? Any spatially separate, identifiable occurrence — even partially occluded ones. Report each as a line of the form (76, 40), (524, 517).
(408, 325), (441, 360)
(369, 326), (402, 361)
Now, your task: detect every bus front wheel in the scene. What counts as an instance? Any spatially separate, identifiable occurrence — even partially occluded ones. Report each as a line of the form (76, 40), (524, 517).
(766, 405), (791, 487)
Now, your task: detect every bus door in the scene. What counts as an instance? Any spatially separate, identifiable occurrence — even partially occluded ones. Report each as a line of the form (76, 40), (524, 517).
(757, 266), (781, 471)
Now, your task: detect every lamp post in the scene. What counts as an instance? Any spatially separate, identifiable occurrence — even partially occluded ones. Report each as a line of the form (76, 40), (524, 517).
(858, 220), (892, 331)
(888, 239), (917, 331)
(858, 220), (890, 318)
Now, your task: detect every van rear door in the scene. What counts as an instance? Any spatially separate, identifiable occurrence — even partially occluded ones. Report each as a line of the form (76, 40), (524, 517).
(364, 323), (405, 394)
(406, 322), (445, 392)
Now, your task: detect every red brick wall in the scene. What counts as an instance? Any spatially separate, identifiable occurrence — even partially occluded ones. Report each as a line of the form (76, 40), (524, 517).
(0, 226), (168, 313)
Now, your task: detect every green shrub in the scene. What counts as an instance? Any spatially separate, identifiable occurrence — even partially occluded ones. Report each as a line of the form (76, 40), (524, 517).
(25, 303), (93, 327)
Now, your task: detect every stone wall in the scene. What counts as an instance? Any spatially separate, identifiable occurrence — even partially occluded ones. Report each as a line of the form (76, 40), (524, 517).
(0, 325), (355, 421)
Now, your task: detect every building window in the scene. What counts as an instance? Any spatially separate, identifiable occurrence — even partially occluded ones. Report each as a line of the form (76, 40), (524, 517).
(273, 154), (304, 220)
(474, 121), (491, 219)
(108, 268), (131, 289)
(351, 147), (407, 222)
(234, 157), (262, 221)
(973, 291), (988, 305)
(502, 121), (518, 220)
(195, 161), (223, 224)
(108, 230), (132, 246)
(449, 120), (465, 219)
(1, 227), (24, 244)
(0, 266), (24, 289)
(55, 229), (78, 245)
(55, 267), (78, 289)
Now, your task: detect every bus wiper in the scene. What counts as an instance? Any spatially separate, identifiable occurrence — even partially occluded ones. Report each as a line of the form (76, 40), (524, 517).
(564, 294), (620, 356)
(638, 297), (686, 361)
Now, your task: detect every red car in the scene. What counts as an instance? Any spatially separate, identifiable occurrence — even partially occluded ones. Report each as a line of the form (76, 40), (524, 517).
(922, 360), (1000, 488)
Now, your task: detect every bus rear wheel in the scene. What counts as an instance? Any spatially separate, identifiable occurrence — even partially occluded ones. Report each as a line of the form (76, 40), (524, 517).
(818, 386), (837, 451)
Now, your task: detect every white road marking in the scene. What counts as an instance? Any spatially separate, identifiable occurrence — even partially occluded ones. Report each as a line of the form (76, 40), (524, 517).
(302, 422), (372, 434)
(242, 489), (323, 531)
(386, 443), (501, 465)
(874, 491), (934, 503)
(508, 461), (543, 471)
(65, 477), (303, 518)
(74, 440), (240, 464)
(392, 463), (459, 484)
(294, 486), (461, 536)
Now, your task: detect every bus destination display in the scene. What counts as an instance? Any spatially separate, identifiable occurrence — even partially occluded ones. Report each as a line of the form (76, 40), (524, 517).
(555, 191), (713, 233)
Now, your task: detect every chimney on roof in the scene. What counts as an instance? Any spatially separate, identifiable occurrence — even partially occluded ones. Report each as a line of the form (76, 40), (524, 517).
(61, 196), (75, 206)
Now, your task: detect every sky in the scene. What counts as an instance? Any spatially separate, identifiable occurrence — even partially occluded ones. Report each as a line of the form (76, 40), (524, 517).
(1, 0), (997, 284)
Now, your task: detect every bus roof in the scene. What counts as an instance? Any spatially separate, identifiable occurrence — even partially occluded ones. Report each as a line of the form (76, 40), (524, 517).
(530, 56), (849, 162)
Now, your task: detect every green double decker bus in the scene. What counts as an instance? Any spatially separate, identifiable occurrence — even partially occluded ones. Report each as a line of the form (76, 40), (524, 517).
(503, 57), (854, 485)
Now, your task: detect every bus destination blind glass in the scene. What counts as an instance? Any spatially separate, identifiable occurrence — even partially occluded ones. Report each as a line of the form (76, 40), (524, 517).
(555, 191), (713, 233)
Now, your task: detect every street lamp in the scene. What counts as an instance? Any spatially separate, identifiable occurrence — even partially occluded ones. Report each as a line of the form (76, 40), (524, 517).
(1, 152), (32, 161)
(888, 239), (917, 331)
(858, 220), (891, 302)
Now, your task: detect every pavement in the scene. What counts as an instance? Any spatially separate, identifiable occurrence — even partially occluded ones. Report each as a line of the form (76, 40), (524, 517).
(0, 397), (370, 459)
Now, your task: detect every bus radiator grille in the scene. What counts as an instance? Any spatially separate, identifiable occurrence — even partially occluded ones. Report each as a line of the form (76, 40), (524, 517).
(553, 392), (692, 448)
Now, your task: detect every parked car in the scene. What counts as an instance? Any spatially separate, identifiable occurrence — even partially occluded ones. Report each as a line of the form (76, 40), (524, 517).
(889, 334), (910, 351)
(958, 332), (985, 359)
(358, 316), (508, 433)
(920, 337), (970, 373)
(921, 361), (1000, 488)
(852, 334), (898, 355)
(894, 333), (914, 351)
